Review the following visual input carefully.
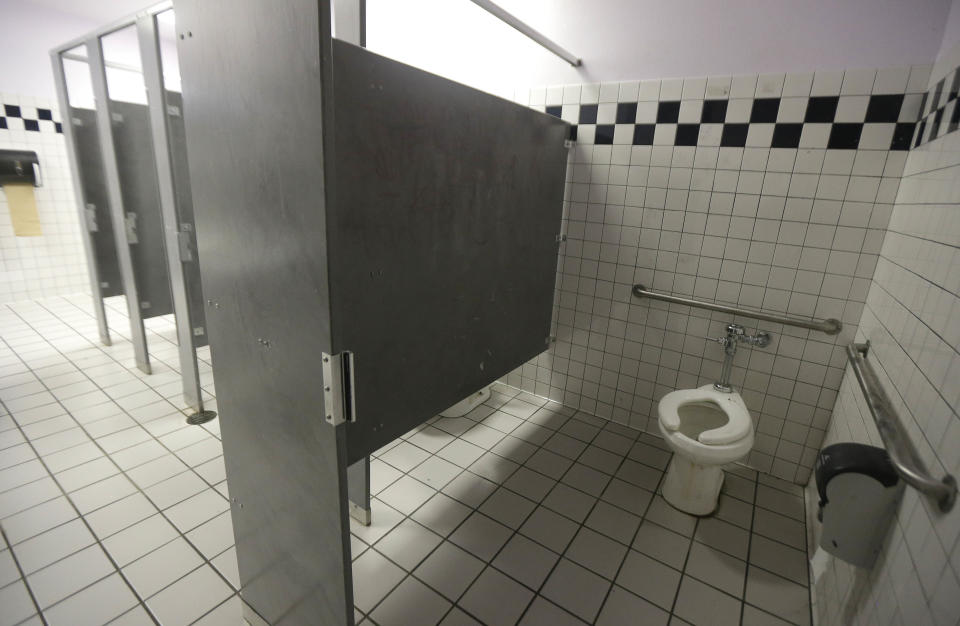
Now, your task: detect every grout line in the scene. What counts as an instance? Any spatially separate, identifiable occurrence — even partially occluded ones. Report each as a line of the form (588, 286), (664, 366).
(1, 302), (233, 622)
(0, 524), (48, 626)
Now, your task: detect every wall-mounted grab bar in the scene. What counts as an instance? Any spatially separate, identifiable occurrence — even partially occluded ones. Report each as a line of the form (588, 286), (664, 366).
(631, 284), (843, 335)
(846, 342), (957, 512)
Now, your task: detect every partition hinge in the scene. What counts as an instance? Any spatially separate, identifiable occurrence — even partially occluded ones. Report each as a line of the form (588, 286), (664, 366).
(555, 234), (566, 243)
(564, 139), (576, 148)
(321, 351), (356, 426)
(124, 212), (138, 243)
(84, 203), (98, 232)
(177, 226), (194, 262)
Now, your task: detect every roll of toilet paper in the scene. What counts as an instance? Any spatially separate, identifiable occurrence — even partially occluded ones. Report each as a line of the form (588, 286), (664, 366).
(3, 183), (42, 236)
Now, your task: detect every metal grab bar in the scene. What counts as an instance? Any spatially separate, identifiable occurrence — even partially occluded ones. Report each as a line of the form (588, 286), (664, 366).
(469, 0), (583, 67)
(631, 284), (843, 335)
(846, 342), (957, 512)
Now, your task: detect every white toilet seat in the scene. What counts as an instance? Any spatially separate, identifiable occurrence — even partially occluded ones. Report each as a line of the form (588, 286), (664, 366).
(657, 384), (755, 515)
(658, 384), (752, 445)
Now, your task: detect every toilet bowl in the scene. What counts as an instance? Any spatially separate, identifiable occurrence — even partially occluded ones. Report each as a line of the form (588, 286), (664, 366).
(657, 384), (754, 515)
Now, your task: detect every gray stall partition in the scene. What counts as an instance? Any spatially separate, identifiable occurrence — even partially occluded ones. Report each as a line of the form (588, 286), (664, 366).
(69, 108), (124, 300)
(175, 0), (568, 623)
(108, 101), (174, 319)
(163, 91), (207, 347)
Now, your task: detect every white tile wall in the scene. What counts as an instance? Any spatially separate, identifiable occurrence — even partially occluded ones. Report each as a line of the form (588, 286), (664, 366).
(807, 45), (960, 625)
(505, 66), (930, 485)
(0, 94), (88, 304)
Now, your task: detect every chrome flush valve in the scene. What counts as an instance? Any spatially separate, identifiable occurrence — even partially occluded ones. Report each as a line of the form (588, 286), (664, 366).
(707, 323), (771, 392)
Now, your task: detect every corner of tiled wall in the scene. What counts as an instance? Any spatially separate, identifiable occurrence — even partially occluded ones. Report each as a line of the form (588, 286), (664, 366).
(0, 93), (88, 304)
(504, 63), (934, 488)
(803, 39), (960, 626)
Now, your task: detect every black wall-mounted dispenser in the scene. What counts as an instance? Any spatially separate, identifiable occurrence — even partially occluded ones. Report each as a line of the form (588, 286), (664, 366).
(0, 150), (41, 186)
(816, 442), (903, 568)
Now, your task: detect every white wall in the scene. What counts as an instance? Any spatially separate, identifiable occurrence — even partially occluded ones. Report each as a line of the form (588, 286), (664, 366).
(0, 0), (98, 99)
(3, 0), (953, 101)
(367, 0), (953, 97)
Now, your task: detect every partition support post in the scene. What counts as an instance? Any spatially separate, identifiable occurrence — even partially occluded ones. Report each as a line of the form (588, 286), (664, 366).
(87, 36), (151, 374)
(50, 51), (112, 347)
(136, 14), (207, 417)
(348, 456), (371, 525)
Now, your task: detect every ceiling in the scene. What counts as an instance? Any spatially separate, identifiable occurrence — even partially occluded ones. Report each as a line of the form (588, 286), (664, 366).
(24, 0), (151, 23)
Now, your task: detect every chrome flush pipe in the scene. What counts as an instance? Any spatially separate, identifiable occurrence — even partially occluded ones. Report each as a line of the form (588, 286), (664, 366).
(710, 324), (771, 393)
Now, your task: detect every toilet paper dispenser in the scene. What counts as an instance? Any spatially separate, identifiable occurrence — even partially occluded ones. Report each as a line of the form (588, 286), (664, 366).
(815, 442), (902, 568)
(0, 150), (41, 187)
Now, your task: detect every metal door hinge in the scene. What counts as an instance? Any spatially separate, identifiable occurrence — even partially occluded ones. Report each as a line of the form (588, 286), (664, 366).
(321, 351), (356, 426)
(177, 227), (194, 262)
(84, 203), (98, 232)
(124, 212), (138, 243)
(564, 139), (576, 148)
(167, 104), (181, 117)
(555, 234), (566, 242)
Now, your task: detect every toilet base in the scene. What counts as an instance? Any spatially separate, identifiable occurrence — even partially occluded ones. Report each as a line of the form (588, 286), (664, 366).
(661, 454), (725, 516)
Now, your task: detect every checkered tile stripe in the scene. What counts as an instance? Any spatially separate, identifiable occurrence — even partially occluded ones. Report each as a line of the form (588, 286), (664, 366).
(911, 64), (960, 147)
(1, 103), (64, 134)
(546, 92), (919, 151)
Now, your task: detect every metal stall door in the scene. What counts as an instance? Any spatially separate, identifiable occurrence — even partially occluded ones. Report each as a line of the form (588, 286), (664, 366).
(107, 100), (174, 319)
(327, 41), (569, 464)
(68, 109), (124, 299)
(162, 91), (207, 347)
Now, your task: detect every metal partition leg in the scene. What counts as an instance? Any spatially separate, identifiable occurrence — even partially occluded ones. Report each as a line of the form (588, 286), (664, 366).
(50, 53), (113, 348)
(87, 37), (151, 375)
(348, 456), (371, 525)
(136, 13), (214, 423)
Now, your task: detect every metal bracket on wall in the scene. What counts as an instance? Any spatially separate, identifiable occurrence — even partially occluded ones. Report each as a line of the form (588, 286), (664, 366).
(177, 227), (194, 262)
(321, 351), (356, 426)
(124, 212), (139, 244)
(84, 204), (98, 232)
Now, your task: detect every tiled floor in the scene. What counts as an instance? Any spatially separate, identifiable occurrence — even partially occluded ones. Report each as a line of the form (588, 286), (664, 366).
(0, 295), (813, 625)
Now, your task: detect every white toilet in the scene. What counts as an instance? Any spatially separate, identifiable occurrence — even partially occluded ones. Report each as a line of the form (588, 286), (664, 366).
(657, 384), (754, 515)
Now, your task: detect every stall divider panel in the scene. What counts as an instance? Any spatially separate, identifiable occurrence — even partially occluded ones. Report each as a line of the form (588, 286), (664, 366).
(137, 14), (207, 415)
(328, 40), (569, 464)
(175, 0), (354, 623)
(87, 36), (151, 374)
(108, 100), (174, 320)
(50, 52), (114, 346)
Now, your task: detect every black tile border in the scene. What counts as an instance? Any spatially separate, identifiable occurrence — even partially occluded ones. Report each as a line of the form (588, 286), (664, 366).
(545, 64), (960, 151)
(0, 101), (63, 134)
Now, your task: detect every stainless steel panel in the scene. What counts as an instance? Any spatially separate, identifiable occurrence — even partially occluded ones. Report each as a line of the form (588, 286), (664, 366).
(109, 100), (174, 319)
(328, 41), (568, 463)
(174, 0), (353, 624)
(68, 108), (124, 299)
(51, 50), (113, 345)
(88, 37), (151, 373)
(137, 10), (206, 413)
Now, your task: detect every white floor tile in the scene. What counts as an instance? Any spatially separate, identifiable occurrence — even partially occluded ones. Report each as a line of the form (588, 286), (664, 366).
(145, 565), (233, 625)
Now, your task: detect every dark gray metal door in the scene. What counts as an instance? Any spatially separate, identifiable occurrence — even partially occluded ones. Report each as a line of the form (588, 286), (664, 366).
(109, 101), (173, 318)
(70, 108), (123, 297)
(328, 41), (569, 463)
(165, 90), (207, 346)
